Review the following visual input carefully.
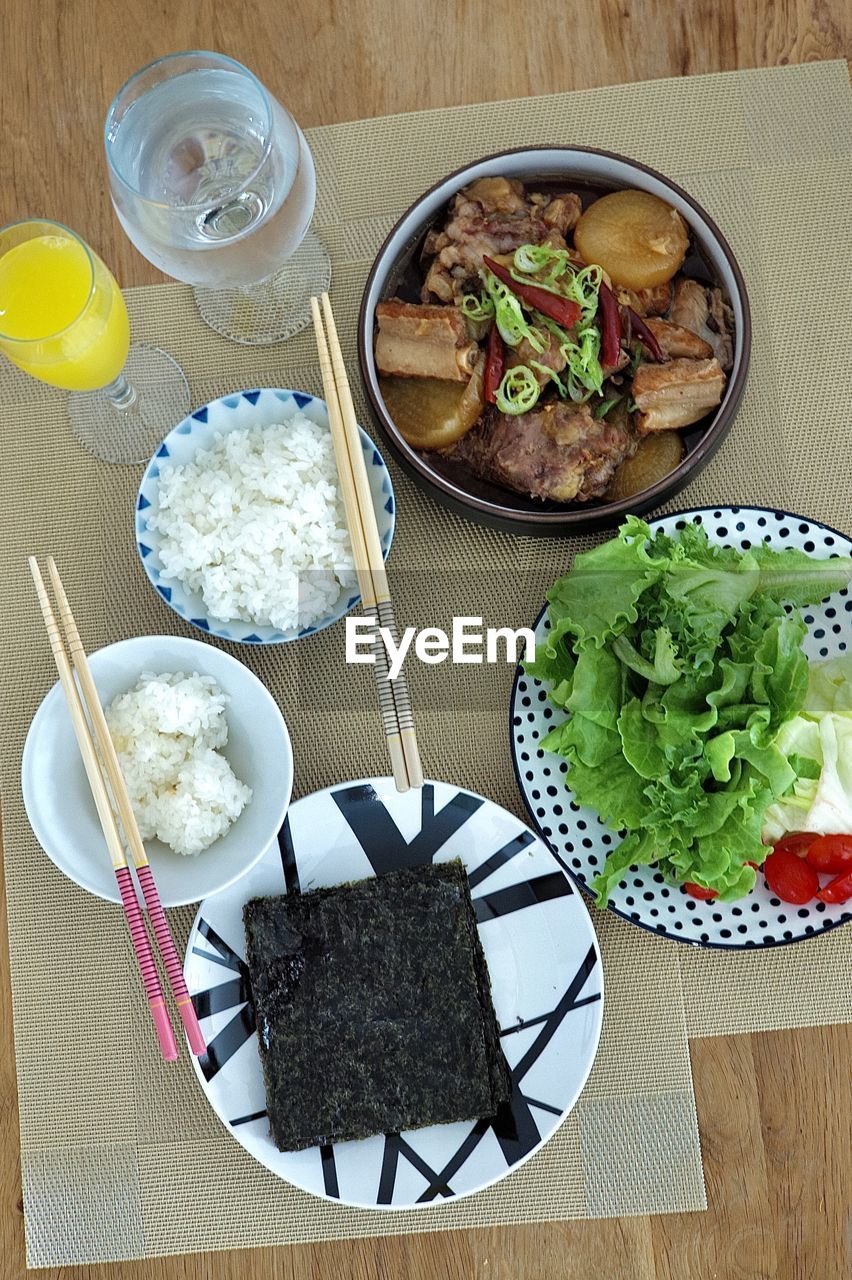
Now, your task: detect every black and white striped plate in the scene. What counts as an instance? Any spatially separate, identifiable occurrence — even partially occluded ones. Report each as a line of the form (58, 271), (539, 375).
(184, 778), (603, 1208)
(510, 506), (852, 949)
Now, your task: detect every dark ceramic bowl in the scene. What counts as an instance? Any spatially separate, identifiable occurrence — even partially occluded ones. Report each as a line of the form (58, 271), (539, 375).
(357, 146), (751, 536)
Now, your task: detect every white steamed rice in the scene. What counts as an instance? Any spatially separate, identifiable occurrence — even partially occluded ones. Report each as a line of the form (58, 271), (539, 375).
(106, 671), (252, 858)
(149, 417), (356, 632)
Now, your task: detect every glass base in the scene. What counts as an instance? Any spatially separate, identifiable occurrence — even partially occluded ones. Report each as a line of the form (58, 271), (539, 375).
(68, 344), (191, 464)
(192, 228), (332, 345)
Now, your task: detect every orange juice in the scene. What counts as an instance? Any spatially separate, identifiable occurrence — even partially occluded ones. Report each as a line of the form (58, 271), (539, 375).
(0, 233), (130, 390)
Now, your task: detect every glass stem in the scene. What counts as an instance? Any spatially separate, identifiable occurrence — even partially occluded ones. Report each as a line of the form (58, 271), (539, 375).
(101, 371), (139, 414)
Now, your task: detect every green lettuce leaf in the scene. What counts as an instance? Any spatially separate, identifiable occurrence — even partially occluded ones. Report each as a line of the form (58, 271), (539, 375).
(612, 627), (680, 685)
(563, 750), (650, 831)
(566, 646), (622, 730)
(544, 516), (661, 649)
(590, 829), (659, 907)
(523, 626), (575, 692)
(617, 698), (668, 780)
(531, 518), (849, 907)
(749, 615), (809, 733)
(750, 544), (852, 605)
(540, 714), (620, 769)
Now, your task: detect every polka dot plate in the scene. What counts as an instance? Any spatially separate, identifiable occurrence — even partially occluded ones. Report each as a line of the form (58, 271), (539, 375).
(510, 506), (852, 949)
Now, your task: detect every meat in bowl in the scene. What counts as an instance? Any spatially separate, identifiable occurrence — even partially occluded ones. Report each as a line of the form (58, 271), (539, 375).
(373, 176), (734, 506)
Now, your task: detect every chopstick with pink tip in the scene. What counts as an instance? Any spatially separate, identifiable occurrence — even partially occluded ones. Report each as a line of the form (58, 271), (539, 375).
(45, 557), (207, 1058)
(28, 557), (178, 1063)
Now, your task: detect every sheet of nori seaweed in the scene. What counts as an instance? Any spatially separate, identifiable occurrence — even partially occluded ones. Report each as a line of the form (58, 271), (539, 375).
(243, 860), (511, 1151)
(453, 869), (513, 1107)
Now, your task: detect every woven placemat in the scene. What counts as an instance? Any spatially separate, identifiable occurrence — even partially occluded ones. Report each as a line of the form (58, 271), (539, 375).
(2, 60), (850, 1267)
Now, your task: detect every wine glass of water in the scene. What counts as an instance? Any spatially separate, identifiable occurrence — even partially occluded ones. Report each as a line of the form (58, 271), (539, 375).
(104, 51), (330, 345)
(0, 219), (189, 463)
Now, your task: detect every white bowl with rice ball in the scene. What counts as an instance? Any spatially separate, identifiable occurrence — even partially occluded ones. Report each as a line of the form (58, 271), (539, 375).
(135, 388), (396, 644)
(22, 635), (293, 906)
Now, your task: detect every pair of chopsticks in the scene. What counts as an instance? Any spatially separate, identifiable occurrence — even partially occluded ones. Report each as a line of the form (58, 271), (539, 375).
(29, 557), (206, 1063)
(310, 293), (423, 793)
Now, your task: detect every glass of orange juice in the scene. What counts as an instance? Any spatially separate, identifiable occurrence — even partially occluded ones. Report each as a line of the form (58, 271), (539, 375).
(0, 219), (189, 463)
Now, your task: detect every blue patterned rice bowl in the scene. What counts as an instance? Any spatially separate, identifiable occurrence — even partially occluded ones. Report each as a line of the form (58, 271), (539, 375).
(136, 389), (395, 645)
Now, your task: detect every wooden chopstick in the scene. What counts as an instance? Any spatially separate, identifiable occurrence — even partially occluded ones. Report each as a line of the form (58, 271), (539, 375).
(311, 295), (424, 791)
(46, 557), (207, 1058)
(311, 297), (410, 792)
(319, 294), (424, 790)
(28, 558), (178, 1063)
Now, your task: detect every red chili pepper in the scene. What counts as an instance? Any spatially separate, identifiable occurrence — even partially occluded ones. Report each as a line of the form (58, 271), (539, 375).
(683, 882), (718, 901)
(763, 848), (819, 904)
(482, 256), (581, 330)
(805, 834), (852, 875)
(773, 831), (820, 860)
(627, 307), (666, 362)
(816, 868), (852, 904)
(597, 281), (622, 368)
(483, 323), (504, 405)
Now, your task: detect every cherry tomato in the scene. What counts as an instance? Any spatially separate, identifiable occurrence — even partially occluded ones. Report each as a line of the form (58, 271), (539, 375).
(773, 831), (820, 859)
(683, 882), (718, 901)
(763, 848), (819, 904)
(816, 868), (852, 905)
(805, 834), (852, 876)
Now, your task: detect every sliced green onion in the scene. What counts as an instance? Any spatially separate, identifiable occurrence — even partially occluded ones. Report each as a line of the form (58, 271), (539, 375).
(509, 249), (572, 297)
(509, 247), (602, 317)
(629, 340), (644, 373)
(568, 324), (604, 401)
(513, 244), (569, 275)
(494, 365), (541, 415)
(530, 361), (567, 397)
(481, 269), (546, 351)
(535, 313), (604, 401)
(568, 264), (604, 322)
(460, 291), (495, 322)
(594, 394), (623, 419)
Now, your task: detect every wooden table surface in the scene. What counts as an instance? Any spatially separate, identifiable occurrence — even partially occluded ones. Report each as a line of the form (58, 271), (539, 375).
(1, 2), (850, 1276)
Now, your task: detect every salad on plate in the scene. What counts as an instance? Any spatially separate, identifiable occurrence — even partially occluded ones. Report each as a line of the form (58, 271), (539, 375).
(527, 516), (852, 909)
